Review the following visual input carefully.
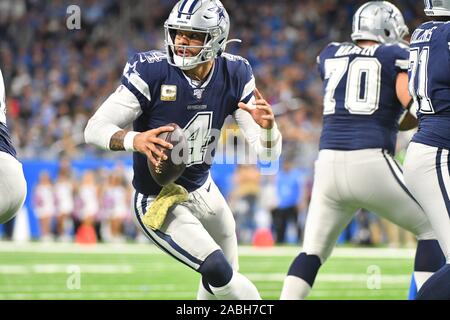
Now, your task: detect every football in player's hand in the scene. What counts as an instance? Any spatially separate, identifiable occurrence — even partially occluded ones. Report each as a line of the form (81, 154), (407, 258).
(148, 123), (188, 186)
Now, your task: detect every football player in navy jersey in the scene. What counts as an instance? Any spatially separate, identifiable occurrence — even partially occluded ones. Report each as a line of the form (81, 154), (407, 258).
(403, 0), (450, 300)
(85, 0), (282, 300)
(0, 68), (27, 224)
(281, 1), (445, 300)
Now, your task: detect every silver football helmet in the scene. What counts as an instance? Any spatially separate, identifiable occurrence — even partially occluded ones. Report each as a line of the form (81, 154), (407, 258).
(164, 0), (240, 70)
(351, 1), (409, 44)
(424, 0), (450, 16)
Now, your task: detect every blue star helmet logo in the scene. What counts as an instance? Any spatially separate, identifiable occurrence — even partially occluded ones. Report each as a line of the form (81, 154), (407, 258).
(211, 6), (225, 23)
(384, 6), (396, 20)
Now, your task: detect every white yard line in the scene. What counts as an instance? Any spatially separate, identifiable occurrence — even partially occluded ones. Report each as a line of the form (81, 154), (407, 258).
(308, 290), (408, 298)
(238, 246), (415, 258)
(0, 291), (197, 299)
(0, 241), (162, 255)
(0, 264), (133, 274)
(0, 284), (186, 292)
(247, 273), (411, 283)
(0, 241), (415, 258)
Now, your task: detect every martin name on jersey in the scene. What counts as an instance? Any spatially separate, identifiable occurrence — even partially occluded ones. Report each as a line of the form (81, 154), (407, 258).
(121, 50), (255, 196)
(409, 21), (450, 150)
(317, 42), (410, 154)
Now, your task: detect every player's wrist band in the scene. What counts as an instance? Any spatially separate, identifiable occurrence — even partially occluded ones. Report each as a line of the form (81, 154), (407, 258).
(124, 131), (139, 152)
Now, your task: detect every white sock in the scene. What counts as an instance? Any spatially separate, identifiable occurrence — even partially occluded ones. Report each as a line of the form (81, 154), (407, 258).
(210, 272), (261, 300)
(280, 275), (311, 300)
(197, 280), (217, 300)
(414, 271), (434, 291)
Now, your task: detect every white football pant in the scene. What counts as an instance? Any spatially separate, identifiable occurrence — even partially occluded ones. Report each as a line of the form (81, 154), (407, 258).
(0, 151), (27, 224)
(303, 148), (435, 263)
(133, 173), (238, 271)
(404, 142), (450, 262)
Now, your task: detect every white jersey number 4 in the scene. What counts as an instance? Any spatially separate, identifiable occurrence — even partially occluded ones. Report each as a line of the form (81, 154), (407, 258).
(0, 69), (6, 124)
(324, 57), (381, 115)
(183, 112), (213, 167)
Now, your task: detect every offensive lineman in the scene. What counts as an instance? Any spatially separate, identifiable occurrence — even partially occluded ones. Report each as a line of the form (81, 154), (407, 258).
(404, 0), (450, 300)
(281, 1), (444, 300)
(0, 67), (27, 224)
(84, 0), (282, 300)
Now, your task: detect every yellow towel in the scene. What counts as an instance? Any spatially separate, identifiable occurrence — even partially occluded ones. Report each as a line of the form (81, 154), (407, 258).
(142, 183), (189, 230)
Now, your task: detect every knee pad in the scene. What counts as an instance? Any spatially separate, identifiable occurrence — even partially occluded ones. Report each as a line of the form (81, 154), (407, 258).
(198, 250), (233, 288)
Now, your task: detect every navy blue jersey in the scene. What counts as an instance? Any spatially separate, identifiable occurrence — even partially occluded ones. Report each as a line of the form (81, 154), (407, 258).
(0, 69), (16, 158)
(317, 42), (409, 154)
(0, 123), (16, 158)
(121, 51), (254, 195)
(409, 21), (450, 149)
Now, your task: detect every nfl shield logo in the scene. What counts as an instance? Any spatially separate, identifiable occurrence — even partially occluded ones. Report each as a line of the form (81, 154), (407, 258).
(193, 89), (204, 99)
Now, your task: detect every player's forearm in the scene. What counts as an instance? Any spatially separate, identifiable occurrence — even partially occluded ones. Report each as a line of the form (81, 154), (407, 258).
(84, 87), (142, 151)
(84, 114), (123, 150)
(109, 130), (139, 151)
(234, 108), (282, 161)
(258, 123), (282, 161)
(110, 130), (127, 151)
(84, 111), (137, 152)
(84, 117), (138, 152)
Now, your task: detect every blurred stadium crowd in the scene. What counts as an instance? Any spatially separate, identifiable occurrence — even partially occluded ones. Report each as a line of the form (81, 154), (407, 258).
(0, 0), (425, 245)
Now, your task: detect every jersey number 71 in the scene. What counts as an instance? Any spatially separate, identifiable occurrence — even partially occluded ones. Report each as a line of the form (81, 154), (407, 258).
(409, 46), (435, 114)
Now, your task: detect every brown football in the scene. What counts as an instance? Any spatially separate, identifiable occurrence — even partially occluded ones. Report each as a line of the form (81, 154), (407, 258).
(148, 123), (188, 186)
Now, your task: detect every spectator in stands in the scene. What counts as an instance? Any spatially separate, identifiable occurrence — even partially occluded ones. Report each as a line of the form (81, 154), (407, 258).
(229, 165), (261, 244)
(33, 171), (55, 242)
(271, 157), (305, 244)
(76, 170), (100, 240)
(102, 172), (129, 243)
(54, 158), (74, 241)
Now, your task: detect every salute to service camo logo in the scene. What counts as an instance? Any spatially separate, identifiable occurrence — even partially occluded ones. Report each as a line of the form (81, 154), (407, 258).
(161, 85), (177, 101)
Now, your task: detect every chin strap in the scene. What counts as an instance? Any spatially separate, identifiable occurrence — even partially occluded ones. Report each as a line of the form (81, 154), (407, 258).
(217, 39), (242, 56)
(224, 38), (242, 45)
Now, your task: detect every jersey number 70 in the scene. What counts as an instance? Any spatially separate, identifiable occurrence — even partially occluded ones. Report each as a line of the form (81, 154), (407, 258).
(323, 57), (381, 115)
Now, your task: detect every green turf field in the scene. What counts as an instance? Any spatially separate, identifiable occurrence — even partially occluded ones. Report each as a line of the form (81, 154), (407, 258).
(0, 242), (415, 300)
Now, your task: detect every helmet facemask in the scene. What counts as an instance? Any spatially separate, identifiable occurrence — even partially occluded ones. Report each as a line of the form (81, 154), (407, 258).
(163, 0), (240, 71)
(165, 24), (224, 70)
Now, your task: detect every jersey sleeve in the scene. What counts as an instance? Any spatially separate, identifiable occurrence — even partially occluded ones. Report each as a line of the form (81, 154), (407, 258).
(120, 53), (153, 110)
(0, 68), (6, 124)
(317, 50), (325, 80)
(235, 58), (255, 104)
(391, 44), (410, 73)
(317, 43), (339, 80)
